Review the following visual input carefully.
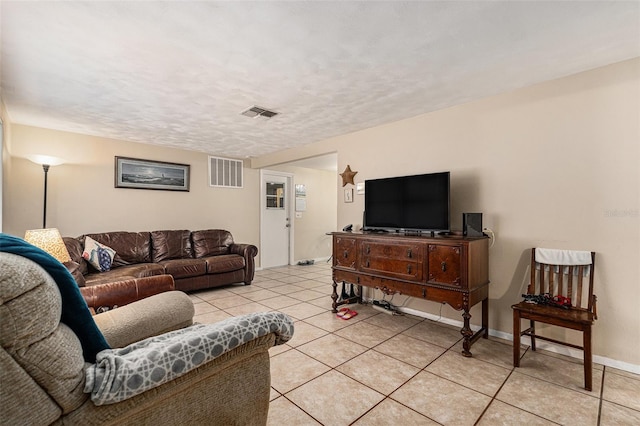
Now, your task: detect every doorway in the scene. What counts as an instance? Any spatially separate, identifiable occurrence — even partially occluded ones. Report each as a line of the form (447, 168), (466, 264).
(260, 170), (293, 268)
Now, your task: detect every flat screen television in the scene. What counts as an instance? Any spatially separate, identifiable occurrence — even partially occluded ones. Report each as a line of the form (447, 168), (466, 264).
(363, 171), (450, 234)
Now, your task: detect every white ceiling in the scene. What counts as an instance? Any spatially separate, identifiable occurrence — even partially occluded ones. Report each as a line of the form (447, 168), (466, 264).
(2, 1), (639, 162)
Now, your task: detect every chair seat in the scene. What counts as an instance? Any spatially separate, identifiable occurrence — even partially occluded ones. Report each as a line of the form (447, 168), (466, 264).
(512, 301), (595, 325)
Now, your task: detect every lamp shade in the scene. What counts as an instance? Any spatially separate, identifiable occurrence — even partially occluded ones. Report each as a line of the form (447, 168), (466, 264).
(24, 228), (71, 263)
(27, 155), (65, 166)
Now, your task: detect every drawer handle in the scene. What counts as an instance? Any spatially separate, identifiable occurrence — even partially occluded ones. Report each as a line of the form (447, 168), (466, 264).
(422, 288), (426, 297)
(407, 248), (412, 258)
(407, 264), (412, 274)
(344, 250), (349, 258)
(441, 261), (447, 272)
(366, 246), (371, 254)
(365, 260), (370, 268)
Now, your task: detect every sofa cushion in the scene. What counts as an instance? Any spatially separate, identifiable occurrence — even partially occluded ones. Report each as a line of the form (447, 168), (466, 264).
(63, 237), (88, 275)
(85, 232), (152, 267)
(205, 254), (245, 274)
(64, 260), (87, 287)
(151, 230), (192, 262)
(84, 263), (166, 286)
(192, 229), (233, 258)
(83, 236), (116, 272)
(160, 259), (207, 279)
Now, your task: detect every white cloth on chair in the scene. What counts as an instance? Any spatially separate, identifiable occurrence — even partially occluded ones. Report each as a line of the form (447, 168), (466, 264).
(535, 248), (592, 276)
(535, 248), (592, 265)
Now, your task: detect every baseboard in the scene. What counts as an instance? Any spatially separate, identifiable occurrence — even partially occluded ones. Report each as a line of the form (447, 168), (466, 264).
(293, 256), (332, 265)
(255, 256), (330, 271)
(395, 305), (640, 375)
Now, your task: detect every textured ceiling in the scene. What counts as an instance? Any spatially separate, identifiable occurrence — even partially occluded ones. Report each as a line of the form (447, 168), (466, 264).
(2, 1), (639, 160)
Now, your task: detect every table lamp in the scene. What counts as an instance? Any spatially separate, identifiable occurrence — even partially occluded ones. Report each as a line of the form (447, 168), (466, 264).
(24, 228), (71, 263)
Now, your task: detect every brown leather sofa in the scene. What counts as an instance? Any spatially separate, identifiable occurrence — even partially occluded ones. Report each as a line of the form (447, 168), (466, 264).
(63, 229), (258, 308)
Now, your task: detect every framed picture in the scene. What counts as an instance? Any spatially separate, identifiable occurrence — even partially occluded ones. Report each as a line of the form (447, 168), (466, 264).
(115, 157), (190, 191)
(295, 184), (307, 197)
(344, 188), (353, 203)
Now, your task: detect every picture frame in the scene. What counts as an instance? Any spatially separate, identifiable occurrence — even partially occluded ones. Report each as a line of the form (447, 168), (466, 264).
(344, 188), (353, 203)
(115, 156), (190, 191)
(295, 184), (307, 197)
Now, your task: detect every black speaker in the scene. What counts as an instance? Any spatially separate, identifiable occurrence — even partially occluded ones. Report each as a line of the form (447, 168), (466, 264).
(463, 213), (483, 237)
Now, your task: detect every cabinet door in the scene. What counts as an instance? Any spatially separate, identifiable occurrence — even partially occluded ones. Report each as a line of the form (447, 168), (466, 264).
(427, 244), (462, 287)
(334, 236), (357, 269)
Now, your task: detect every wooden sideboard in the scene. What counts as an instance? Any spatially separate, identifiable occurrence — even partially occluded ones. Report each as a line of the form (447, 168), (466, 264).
(331, 231), (489, 356)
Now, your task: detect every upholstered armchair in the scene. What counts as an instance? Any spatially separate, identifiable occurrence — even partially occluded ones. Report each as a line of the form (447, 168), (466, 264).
(0, 250), (293, 425)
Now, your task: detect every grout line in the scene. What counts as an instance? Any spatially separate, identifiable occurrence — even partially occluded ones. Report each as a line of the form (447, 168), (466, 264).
(597, 365), (606, 426)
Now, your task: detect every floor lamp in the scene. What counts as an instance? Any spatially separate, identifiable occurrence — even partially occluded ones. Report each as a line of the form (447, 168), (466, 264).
(28, 155), (64, 229)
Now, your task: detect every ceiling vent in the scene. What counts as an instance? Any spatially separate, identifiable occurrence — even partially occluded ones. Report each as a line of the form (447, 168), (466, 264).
(241, 105), (278, 119)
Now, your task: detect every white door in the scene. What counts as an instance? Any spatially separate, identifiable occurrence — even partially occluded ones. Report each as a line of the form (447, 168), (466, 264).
(260, 171), (292, 268)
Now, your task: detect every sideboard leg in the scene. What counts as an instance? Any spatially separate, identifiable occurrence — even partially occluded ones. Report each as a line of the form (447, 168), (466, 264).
(331, 279), (339, 313)
(461, 309), (473, 357)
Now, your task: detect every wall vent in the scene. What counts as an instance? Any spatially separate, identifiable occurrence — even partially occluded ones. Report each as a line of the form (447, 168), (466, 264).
(209, 156), (243, 188)
(241, 105), (278, 119)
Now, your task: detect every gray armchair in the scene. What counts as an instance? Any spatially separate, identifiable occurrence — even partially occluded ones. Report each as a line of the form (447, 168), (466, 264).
(0, 252), (293, 425)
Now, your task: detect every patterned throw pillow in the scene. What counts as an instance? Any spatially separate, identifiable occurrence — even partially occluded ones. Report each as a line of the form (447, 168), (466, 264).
(82, 236), (116, 272)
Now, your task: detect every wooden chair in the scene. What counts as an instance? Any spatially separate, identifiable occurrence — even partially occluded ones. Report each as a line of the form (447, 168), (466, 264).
(512, 248), (597, 390)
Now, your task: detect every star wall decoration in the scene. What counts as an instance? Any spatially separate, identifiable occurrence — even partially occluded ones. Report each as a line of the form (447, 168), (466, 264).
(340, 165), (358, 187)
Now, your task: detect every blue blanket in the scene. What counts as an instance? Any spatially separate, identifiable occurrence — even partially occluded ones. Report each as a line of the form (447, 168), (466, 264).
(0, 233), (110, 362)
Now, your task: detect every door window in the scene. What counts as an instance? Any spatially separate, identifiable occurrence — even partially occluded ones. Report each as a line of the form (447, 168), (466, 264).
(266, 182), (285, 209)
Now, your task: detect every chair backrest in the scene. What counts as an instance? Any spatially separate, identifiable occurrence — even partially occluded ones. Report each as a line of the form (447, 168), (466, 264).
(0, 252), (88, 423)
(527, 248), (596, 312)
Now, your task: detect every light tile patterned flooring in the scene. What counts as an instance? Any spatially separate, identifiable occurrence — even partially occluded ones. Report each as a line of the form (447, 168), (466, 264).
(189, 263), (640, 426)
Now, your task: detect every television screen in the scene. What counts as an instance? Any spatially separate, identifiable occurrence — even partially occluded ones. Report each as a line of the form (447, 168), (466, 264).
(364, 171), (450, 233)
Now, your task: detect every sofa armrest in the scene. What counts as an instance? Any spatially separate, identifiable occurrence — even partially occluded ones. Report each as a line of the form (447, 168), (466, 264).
(80, 275), (175, 309)
(86, 312), (292, 405)
(65, 333), (275, 425)
(93, 291), (194, 348)
(229, 243), (258, 284)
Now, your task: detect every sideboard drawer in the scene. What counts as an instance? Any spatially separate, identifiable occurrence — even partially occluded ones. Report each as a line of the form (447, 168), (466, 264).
(359, 240), (424, 280)
(360, 258), (421, 280)
(361, 241), (422, 260)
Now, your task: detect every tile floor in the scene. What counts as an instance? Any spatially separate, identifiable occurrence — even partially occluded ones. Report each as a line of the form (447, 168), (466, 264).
(189, 263), (640, 426)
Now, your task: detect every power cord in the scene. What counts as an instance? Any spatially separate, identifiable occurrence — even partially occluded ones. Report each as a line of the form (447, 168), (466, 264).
(483, 227), (496, 248)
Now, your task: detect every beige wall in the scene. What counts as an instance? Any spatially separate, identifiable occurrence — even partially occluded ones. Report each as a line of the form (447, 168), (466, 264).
(269, 164), (337, 262)
(255, 58), (640, 367)
(3, 125), (261, 249)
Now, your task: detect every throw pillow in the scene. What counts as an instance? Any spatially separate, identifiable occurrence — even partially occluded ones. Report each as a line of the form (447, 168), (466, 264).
(83, 236), (116, 272)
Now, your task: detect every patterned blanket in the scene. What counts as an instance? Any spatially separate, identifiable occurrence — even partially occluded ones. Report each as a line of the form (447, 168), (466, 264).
(85, 311), (294, 405)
